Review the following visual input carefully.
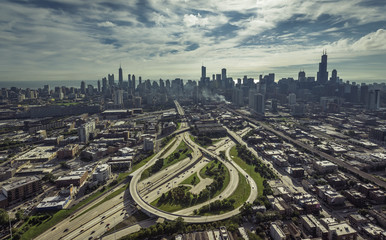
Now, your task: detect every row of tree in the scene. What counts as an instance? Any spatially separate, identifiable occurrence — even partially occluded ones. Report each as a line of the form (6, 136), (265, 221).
(195, 199), (235, 214)
(236, 144), (276, 180)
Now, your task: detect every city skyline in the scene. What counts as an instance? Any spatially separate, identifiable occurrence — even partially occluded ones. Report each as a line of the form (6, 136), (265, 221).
(0, 0), (386, 83)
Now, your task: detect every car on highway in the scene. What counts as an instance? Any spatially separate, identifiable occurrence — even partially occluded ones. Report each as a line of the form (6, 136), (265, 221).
(101, 215), (106, 219)
(80, 229), (84, 233)
(51, 227), (56, 231)
(89, 237), (93, 240)
(106, 223), (110, 227)
(91, 230), (95, 234)
(63, 228), (69, 232)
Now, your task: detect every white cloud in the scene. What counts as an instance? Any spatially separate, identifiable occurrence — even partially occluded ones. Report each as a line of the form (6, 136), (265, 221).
(183, 13), (208, 27)
(97, 21), (115, 27)
(352, 29), (386, 51)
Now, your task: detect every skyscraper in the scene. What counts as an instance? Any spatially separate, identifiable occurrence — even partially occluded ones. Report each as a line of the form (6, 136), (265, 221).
(317, 50), (328, 84)
(330, 69), (337, 83)
(221, 68), (227, 88)
(108, 74), (114, 86)
(119, 65), (123, 87)
(80, 81), (86, 94)
(256, 93), (265, 115)
(102, 77), (107, 93)
(132, 75), (136, 91)
(201, 66), (206, 86)
(298, 71), (306, 82)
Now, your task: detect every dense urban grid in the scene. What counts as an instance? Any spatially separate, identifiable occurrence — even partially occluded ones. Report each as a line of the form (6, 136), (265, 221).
(0, 52), (385, 240)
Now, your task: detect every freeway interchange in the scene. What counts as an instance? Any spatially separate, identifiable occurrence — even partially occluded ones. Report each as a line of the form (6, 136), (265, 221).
(129, 101), (257, 223)
(41, 101), (258, 240)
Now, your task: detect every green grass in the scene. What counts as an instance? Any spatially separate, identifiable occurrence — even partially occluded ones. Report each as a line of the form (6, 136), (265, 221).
(177, 122), (181, 130)
(227, 171), (251, 207)
(141, 141), (192, 181)
(180, 172), (200, 186)
(198, 160), (230, 199)
(198, 170), (250, 216)
(151, 160), (231, 213)
(160, 138), (177, 158)
(230, 146), (264, 197)
(150, 186), (192, 212)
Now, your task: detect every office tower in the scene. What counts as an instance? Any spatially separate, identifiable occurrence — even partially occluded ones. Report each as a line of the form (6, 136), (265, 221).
(317, 50), (328, 84)
(268, 73), (275, 85)
(367, 90), (380, 110)
(201, 66), (206, 86)
(232, 88), (243, 106)
(159, 79), (165, 88)
(119, 65), (123, 87)
(165, 79), (170, 89)
(97, 80), (101, 92)
(360, 84), (369, 105)
(221, 68), (227, 87)
(79, 121), (95, 143)
(243, 75), (248, 85)
(80, 81), (86, 94)
(139, 76), (142, 86)
(102, 77), (107, 93)
(298, 71), (306, 82)
(128, 74), (132, 89)
(330, 69), (337, 83)
(108, 74), (115, 86)
(43, 85), (50, 94)
(87, 84), (94, 95)
(248, 89), (257, 110)
(288, 93), (296, 106)
(114, 89), (124, 107)
(271, 99), (278, 112)
(256, 93), (265, 115)
(131, 74), (137, 91)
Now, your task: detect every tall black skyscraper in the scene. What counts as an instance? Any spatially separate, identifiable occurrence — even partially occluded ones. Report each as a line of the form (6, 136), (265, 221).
(119, 65), (123, 87)
(201, 66), (206, 86)
(80, 81), (86, 94)
(317, 50), (328, 84)
(132, 75), (136, 91)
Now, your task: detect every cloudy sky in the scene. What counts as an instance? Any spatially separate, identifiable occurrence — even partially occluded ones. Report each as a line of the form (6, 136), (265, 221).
(0, 0), (386, 83)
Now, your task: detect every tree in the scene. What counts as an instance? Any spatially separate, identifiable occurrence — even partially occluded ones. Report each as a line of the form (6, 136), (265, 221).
(15, 210), (26, 221)
(0, 208), (9, 226)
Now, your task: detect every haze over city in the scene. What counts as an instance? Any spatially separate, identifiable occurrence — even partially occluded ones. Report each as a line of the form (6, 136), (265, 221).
(1, 0), (386, 82)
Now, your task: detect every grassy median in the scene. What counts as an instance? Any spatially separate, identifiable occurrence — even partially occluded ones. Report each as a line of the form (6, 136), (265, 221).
(230, 146), (264, 197)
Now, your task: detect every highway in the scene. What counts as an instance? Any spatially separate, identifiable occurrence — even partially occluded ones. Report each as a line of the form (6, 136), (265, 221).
(128, 101), (257, 223)
(225, 106), (386, 189)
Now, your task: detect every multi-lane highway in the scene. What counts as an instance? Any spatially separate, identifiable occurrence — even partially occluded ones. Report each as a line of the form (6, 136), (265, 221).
(128, 101), (258, 222)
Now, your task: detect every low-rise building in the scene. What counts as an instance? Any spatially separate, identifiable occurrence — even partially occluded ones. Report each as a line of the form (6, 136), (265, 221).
(328, 223), (357, 240)
(92, 164), (111, 183)
(316, 185), (345, 206)
(313, 161), (338, 174)
(56, 170), (88, 187)
(57, 144), (80, 159)
(143, 137), (154, 151)
(15, 146), (57, 163)
(108, 156), (132, 170)
(1, 176), (42, 205)
(270, 222), (286, 240)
